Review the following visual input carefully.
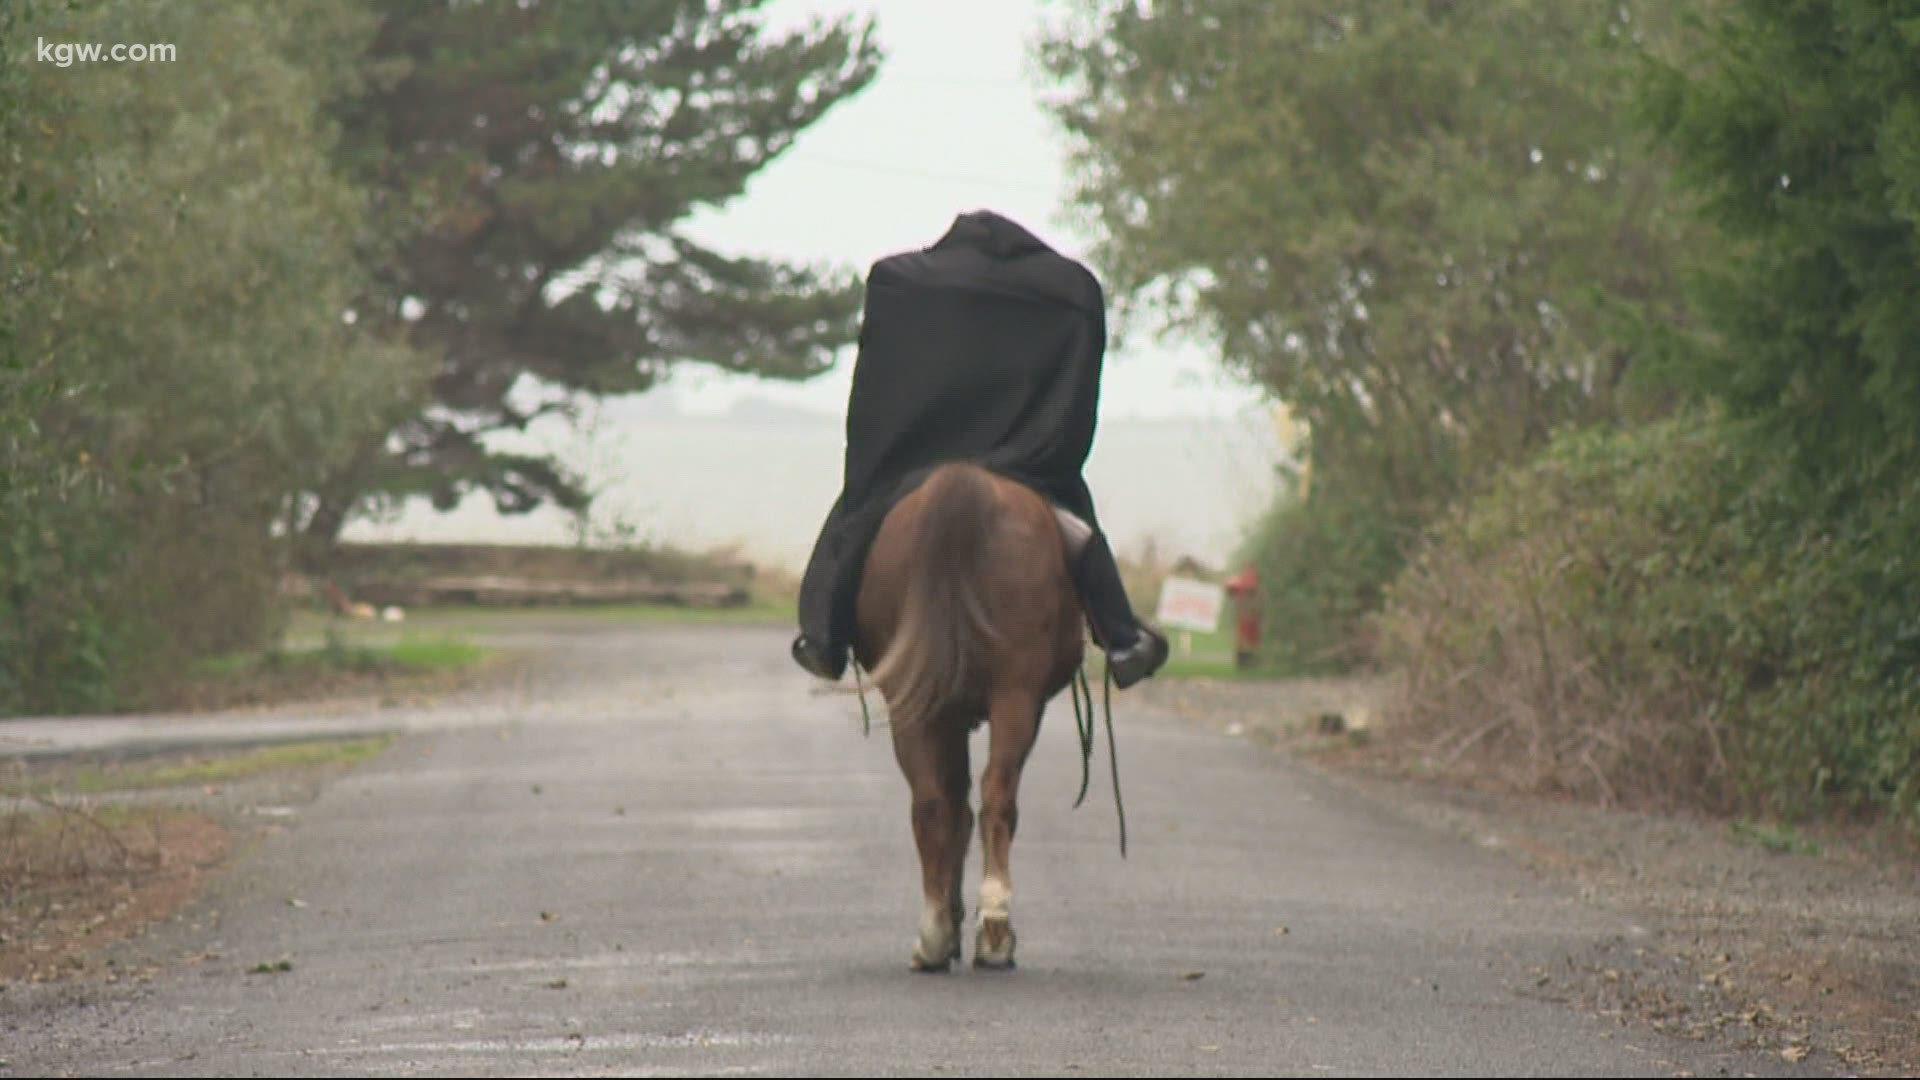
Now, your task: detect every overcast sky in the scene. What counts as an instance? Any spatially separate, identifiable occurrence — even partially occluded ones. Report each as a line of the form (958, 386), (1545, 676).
(674, 0), (1269, 420)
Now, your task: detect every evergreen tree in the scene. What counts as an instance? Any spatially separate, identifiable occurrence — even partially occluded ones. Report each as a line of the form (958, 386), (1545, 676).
(311, 0), (882, 543)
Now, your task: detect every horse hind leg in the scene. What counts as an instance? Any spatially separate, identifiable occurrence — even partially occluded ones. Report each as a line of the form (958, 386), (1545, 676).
(909, 797), (970, 972)
(896, 719), (971, 972)
(974, 691), (1040, 970)
(926, 757), (972, 972)
(943, 795), (972, 962)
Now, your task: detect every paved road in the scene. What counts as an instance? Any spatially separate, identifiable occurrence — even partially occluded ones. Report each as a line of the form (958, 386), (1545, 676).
(2, 623), (1816, 1076)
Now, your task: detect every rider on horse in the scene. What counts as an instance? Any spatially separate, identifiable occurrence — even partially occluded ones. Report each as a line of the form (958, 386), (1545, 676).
(791, 210), (1169, 689)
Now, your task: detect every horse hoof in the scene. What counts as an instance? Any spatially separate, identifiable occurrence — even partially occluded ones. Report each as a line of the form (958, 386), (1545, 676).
(973, 917), (1016, 970)
(909, 951), (953, 974)
(910, 933), (960, 973)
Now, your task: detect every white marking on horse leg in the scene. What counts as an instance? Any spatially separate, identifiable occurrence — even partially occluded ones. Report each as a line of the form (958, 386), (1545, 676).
(978, 875), (1011, 924)
(911, 894), (957, 972)
(974, 875), (1016, 969)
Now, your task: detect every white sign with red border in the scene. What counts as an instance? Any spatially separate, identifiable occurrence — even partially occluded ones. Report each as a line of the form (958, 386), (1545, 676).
(1154, 576), (1225, 633)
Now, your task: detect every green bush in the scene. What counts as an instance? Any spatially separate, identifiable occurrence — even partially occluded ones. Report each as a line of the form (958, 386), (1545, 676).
(0, 3), (118, 712)
(1239, 486), (1421, 675)
(1, 2), (420, 713)
(1378, 415), (1919, 825)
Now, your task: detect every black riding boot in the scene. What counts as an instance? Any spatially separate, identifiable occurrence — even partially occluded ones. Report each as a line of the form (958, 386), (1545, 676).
(793, 517), (852, 680)
(1070, 532), (1169, 689)
(791, 633), (847, 681)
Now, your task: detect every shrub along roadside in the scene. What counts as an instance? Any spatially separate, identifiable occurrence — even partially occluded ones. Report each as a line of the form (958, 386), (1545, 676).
(1236, 487), (1421, 676)
(1377, 415), (1919, 828)
(1, 3), (420, 714)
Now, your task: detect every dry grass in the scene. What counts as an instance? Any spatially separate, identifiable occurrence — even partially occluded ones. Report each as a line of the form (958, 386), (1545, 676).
(1378, 522), (1732, 813)
(0, 796), (230, 983)
(0, 735), (390, 984)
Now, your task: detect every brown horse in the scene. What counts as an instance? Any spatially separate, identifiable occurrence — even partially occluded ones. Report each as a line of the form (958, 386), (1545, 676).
(854, 462), (1086, 971)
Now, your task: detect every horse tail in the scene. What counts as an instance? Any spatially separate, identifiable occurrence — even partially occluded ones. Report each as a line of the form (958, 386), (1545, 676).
(871, 465), (1002, 726)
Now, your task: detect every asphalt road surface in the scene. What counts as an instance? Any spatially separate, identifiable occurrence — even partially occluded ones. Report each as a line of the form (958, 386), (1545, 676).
(2, 622), (1818, 1076)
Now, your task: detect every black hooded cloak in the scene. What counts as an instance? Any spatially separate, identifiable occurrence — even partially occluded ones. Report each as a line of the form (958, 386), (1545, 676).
(796, 211), (1108, 653)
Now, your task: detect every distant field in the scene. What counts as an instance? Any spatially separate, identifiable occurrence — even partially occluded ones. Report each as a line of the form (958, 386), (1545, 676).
(341, 408), (1285, 572)
(294, 539), (798, 618)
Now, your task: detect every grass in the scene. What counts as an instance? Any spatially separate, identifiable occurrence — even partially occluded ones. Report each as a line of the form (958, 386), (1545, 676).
(232, 636), (484, 675)
(1730, 819), (1823, 857)
(1150, 623), (1268, 680)
(0, 798), (176, 832)
(147, 630), (492, 714)
(4, 736), (396, 799)
(1160, 655), (1251, 680)
(191, 633), (484, 682)
(165, 599), (797, 711)
(370, 638), (488, 669)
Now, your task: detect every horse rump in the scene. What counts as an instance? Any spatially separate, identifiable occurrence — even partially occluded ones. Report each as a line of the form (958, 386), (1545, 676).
(866, 464), (1003, 726)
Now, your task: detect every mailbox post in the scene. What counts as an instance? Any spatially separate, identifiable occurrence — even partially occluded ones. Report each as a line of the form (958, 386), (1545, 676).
(1224, 566), (1260, 670)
